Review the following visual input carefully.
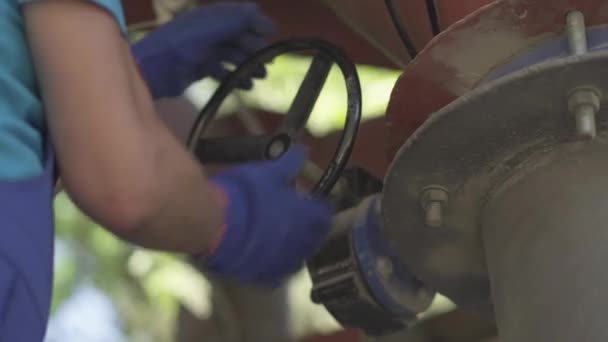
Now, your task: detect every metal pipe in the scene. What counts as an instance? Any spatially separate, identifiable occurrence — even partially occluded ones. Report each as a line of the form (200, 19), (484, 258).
(482, 142), (608, 341)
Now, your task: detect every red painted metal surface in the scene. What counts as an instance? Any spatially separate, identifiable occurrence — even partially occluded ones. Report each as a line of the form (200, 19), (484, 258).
(250, 0), (399, 68)
(122, 0), (155, 24)
(124, 0), (402, 68)
(120, 0), (497, 67)
(324, 0), (434, 67)
(397, 0), (437, 50)
(434, 0), (495, 30)
(385, 0), (608, 158)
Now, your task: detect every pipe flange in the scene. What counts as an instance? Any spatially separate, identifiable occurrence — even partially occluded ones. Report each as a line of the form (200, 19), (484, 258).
(382, 50), (608, 313)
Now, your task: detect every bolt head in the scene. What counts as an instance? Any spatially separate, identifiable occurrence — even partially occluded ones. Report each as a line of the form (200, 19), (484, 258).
(568, 87), (601, 114)
(268, 140), (286, 159)
(568, 87), (601, 140)
(266, 134), (291, 160)
(420, 185), (449, 229)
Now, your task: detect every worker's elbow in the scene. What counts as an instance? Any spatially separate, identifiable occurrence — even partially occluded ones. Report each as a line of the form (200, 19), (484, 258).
(64, 178), (159, 235)
(96, 195), (154, 235)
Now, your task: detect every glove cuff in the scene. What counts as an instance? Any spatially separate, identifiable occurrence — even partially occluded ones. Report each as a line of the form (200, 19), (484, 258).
(132, 55), (157, 98)
(130, 43), (172, 99)
(200, 177), (250, 271)
(207, 183), (230, 255)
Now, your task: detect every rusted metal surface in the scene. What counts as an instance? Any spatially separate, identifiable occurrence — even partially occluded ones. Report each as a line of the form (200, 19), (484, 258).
(385, 0), (608, 158)
(382, 50), (608, 311)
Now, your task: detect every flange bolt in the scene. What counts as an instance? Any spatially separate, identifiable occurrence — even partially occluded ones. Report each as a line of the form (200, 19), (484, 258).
(568, 87), (601, 140)
(420, 186), (449, 229)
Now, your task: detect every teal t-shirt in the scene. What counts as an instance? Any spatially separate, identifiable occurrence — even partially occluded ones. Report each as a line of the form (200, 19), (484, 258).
(0, 0), (127, 180)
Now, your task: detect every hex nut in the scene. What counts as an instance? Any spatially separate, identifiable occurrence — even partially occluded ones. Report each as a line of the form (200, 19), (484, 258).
(568, 87), (601, 113)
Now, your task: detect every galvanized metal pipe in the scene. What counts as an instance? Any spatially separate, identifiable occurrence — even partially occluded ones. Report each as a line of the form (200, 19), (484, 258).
(482, 143), (608, 341)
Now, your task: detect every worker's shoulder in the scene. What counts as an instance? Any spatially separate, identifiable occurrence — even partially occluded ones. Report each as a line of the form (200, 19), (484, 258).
(17, 0), (128, 35)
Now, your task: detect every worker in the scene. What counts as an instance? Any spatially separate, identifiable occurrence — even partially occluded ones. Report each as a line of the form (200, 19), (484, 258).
(1, 1), (332, 340)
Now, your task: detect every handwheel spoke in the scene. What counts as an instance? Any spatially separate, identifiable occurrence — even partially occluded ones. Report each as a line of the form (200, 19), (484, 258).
(194, 134), (291, 164)
(280, 53), (334, 136)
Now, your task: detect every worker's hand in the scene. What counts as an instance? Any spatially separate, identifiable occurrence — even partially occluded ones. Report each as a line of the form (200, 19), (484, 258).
(200, 146), (332, 287)
(131, 2), (275, 99)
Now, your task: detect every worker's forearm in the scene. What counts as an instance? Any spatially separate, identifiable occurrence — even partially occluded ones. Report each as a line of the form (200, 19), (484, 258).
(111, 118), (226, 254)
(113, 53), (226, 254)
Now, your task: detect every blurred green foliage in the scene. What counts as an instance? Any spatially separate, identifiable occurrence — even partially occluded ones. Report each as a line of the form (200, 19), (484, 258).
(53, 193), (211, 341)
(247, 54), (400, 135)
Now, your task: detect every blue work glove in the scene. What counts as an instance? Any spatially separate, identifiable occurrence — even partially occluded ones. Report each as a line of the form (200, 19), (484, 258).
(201, 146), (332, 287)
(131, 2), (276, 99)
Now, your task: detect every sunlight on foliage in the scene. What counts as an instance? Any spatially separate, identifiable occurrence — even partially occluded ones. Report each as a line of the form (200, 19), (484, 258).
(186, 54), (401, 136)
